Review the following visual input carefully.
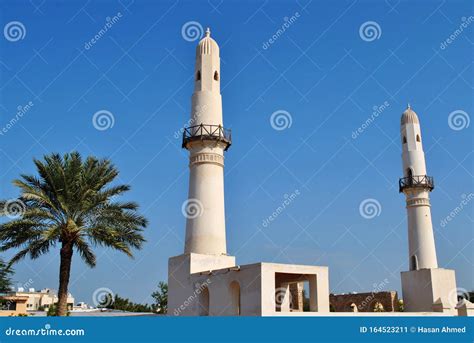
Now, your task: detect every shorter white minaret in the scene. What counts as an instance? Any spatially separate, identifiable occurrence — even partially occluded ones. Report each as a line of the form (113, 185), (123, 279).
(399, 105), (457, 313)
(399, 104), (437, 270)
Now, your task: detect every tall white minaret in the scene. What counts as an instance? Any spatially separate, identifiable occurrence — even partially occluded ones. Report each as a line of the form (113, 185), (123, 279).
(182, 28), (231, 255)
(399, 105), (438, 270)
(168, 29), (235, 316)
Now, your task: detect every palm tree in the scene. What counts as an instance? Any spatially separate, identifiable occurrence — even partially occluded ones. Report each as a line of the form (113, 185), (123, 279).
(0, 257), (13, 293)
(0, 152), (148, 316)
(151, 281), (168, 314)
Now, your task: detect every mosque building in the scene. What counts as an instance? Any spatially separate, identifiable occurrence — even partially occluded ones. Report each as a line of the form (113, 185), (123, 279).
(168, 29), (469, 316)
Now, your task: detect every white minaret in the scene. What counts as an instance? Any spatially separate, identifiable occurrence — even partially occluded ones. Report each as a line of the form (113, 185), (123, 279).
(168, 29), (236, 316)
(399, 105), (457, 313)
(399, 104), (437, 270)
(182, 28), (231, 255)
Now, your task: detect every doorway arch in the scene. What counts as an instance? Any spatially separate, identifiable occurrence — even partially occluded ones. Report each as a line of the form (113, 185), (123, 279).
(229, 281), (241, 315)
(198, 285), (210, 316)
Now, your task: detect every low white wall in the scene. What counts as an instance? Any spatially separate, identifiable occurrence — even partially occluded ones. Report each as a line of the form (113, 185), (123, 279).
(267, 312), (455, 317)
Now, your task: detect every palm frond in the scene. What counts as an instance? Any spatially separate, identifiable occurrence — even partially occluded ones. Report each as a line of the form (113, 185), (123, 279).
(0, 152), (148, 267)
(74, 237), (96, 267)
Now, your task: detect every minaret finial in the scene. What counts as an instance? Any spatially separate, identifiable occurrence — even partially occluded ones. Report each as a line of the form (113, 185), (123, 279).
(407, 103), (411, 109)
(205, 27), (211, 37)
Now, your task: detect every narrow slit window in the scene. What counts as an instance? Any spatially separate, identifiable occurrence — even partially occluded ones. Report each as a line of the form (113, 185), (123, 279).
(214, 71), (219, 81)
(410, 255), (418, 271)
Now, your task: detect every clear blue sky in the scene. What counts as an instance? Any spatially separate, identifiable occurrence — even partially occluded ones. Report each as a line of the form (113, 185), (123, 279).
(1, 0), (472, 305)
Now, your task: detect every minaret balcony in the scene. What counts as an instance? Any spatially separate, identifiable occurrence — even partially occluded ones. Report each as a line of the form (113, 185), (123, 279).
(399, 175), (434, 193)
(182, 123), (232, 151)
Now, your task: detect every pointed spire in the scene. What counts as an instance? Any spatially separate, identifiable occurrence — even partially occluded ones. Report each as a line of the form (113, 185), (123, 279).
(407, 103), (411, 109)
(205, 27), (211, 37)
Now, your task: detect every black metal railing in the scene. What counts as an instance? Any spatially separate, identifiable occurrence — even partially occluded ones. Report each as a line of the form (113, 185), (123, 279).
(182, 124), (232, 150)
(399, 175), (434, 193)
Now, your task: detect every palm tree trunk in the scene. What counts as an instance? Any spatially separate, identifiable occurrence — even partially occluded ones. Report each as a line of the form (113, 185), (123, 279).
(57, 242), (73, 316)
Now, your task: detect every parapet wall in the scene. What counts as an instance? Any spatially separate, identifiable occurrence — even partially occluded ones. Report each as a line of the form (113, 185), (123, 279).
(330, 291), (399, 312)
